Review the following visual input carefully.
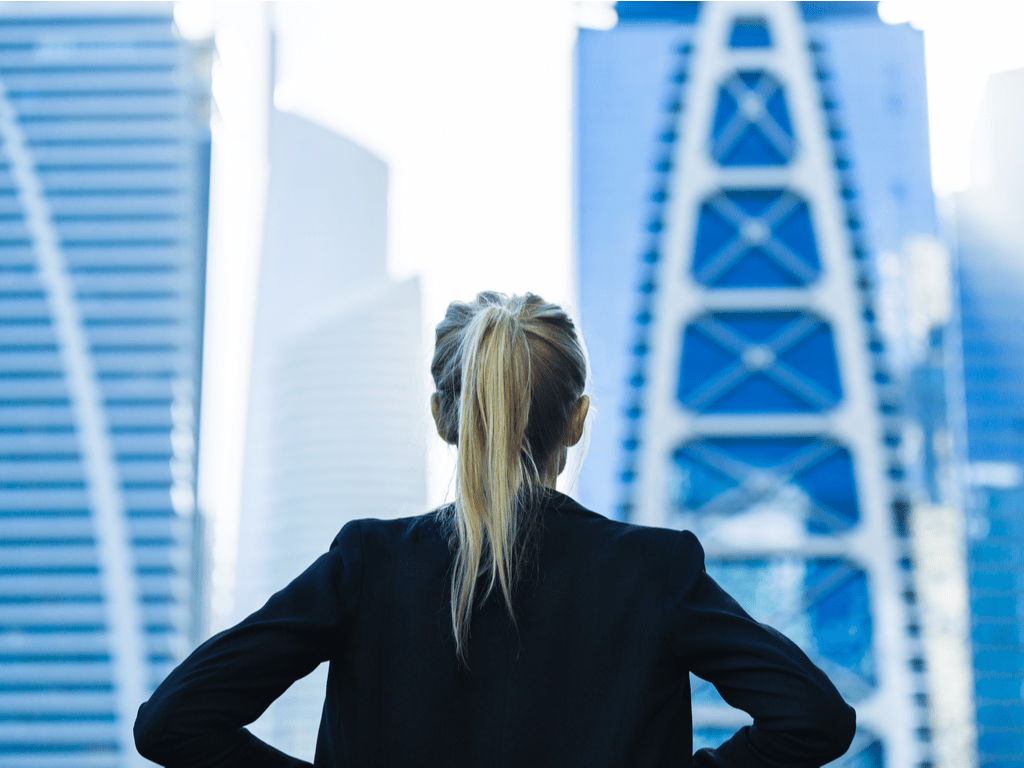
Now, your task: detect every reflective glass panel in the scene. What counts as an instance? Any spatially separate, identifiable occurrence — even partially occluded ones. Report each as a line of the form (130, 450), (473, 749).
(729, 17), (771, 48)
(670, 436), (859, 539)
(711, 71), (793, 166)
(678, 312), (842, 413)
(693, 189), (820, 287)
(696, 558), (877, 704)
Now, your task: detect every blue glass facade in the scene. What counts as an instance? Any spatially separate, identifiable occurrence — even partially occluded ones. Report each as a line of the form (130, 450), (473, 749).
(692, 189), (821, 287)
(678, 312), (842, 412)
(0, 3), (210, 764)
(710, 71), (794, 166)
(576, 3), (937, 765)
(575, 17), (697, 518)
(953, 67), (1024, 764)
(671, 436), (860, 533)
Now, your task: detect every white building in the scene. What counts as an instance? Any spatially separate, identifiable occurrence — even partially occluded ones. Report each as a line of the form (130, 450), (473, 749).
(233, 109), (425, 760)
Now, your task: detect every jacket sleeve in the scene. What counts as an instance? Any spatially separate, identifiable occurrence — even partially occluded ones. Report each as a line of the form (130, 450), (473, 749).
(134, 520), (364, 767)
(667, 530), (856, 767)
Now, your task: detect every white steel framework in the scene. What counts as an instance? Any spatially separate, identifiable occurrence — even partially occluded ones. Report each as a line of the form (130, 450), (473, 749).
(624, 4), (929, 766)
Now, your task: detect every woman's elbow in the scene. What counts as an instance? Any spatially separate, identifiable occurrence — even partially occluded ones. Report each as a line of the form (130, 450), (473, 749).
(134, 697), (173, 763)
(784, 688), (857, 763)
(818, 698), (857, 761)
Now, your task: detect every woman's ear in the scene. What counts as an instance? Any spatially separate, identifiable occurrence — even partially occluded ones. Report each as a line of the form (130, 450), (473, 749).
(563, 395), (590, 448)
(430, 393), (447, 442)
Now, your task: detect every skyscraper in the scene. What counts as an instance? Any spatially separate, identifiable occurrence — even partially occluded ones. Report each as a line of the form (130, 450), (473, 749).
(233, 109), (425, 761)
(951, 67), (1024, 767)
(0, 2), (210, 765)
(576, 3), (943, 765)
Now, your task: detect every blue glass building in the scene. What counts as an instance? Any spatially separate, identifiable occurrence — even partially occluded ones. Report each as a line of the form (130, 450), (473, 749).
(0, 3), (210, 764)
(952, 67), (1024, 767)
(576, 3), (939, 765)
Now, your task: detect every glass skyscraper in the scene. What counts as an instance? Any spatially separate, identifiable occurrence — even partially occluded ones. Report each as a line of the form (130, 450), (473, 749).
(576, 3), (946, 765)
(952, 67), (1024, 767)
(0, 3), (210, 765)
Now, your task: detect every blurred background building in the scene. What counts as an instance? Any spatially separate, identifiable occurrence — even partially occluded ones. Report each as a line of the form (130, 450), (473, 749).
(231, 108), (424, 762)
(949, 66), (1024, 767)
(576, 2), (976, 766)
(0, 2), (210, 766)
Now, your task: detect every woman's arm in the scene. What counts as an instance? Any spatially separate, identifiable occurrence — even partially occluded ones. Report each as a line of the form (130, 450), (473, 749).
(668, 531), (856, 767)
(134, 521), (364, 767)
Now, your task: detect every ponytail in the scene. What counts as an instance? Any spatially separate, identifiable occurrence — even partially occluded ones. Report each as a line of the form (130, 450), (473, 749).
(430, 292), (587, 663)
(450, 306), (538, 657)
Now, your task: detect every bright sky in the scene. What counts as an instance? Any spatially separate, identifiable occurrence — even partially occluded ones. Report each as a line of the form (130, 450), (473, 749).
(877, 1), (1024, 195)
(175, 1), (1024, 630)
(272, 1), (583, 520)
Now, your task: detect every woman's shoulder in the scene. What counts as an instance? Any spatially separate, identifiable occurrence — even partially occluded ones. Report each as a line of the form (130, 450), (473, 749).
(330, 508), (450, 559)
(543, 491), (703, 561)
(333, 494), (705, 569)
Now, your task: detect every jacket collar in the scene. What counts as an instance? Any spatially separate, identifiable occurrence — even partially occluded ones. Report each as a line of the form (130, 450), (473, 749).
(431, 489), (606, 520)
(540, 489), (606, 519)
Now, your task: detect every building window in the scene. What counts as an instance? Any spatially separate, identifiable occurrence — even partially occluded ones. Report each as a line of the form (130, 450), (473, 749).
(677, 311), (842, 413)
(671, 436), (859, 534)
(711, 71), (794, 166)
(693, 189), (820, 287)
(729, 17), (771, 48)
(705, 558), (877, 701)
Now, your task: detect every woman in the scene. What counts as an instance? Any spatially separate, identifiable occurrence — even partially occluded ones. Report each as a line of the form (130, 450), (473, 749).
(135, 291), (856, 767)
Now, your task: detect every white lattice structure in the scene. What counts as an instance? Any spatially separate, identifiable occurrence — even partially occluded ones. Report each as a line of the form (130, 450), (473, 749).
(618, 4), (930, 766)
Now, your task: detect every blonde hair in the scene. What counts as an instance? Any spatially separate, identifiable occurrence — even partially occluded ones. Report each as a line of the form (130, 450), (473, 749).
(431, 292), (587, 662)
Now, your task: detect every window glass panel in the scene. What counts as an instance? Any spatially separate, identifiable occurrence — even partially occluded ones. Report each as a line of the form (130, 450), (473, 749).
(978, 730), (1024, 757)
(692, 190), (820, 287)
(670, 436), (859, 536)
(701, 559), (877, 702)
(678, 313), (842, 413)
(711, 72), (793, 166)
(729, 17), (771, 48)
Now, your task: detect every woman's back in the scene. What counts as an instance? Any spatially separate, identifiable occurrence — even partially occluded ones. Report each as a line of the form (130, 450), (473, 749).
(136, 490), (854, 767)
(345, 494), (689, 767)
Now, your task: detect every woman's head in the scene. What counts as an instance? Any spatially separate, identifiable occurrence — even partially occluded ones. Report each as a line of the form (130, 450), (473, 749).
(430, 291), (589, 660)
(430, 291), (588, 477)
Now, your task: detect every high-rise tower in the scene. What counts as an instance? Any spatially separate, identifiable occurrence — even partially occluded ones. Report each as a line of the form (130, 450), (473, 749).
(0, 2), (210, 765)
(576, 3), (942, 765)
(233, 110), (425, 762)
(951, 67), (1024, 766)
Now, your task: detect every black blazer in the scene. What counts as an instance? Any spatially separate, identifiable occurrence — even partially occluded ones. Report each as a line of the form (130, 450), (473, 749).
(135, 491), (855, 767)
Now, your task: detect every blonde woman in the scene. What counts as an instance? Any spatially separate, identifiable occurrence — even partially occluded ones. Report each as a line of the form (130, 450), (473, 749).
(135, 291), (855, 767)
